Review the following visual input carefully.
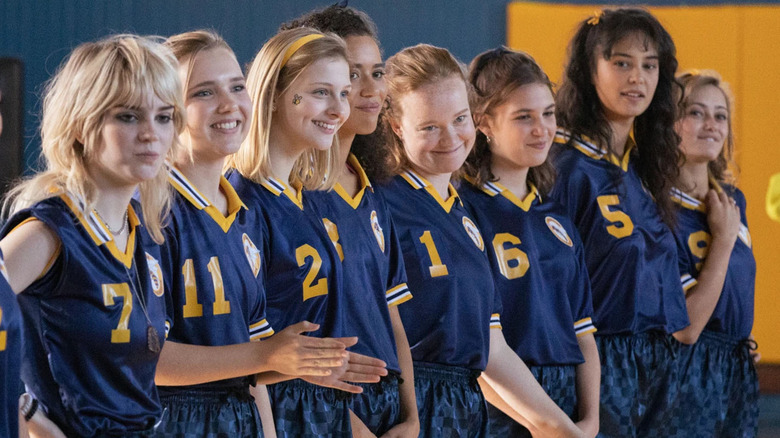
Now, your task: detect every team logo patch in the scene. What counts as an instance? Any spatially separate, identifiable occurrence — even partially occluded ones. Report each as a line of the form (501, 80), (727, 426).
(370, 210), (385, 252)
(145, 253), (165, 297)
(545, 216), (573, 247)
(739, 224), (752, 248)
(243, 233), (262, 278)
(462, 216), (484, 250)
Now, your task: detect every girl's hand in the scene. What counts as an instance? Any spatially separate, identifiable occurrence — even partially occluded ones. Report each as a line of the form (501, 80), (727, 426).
(705, 189), (740, 247)
(263, 321), (351, 376)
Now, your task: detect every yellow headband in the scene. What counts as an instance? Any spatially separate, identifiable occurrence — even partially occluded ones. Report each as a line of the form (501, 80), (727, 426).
(281, 34), (324, 67)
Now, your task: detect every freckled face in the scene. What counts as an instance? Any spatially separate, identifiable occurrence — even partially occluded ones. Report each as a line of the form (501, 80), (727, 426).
(392, 76), (475, 180)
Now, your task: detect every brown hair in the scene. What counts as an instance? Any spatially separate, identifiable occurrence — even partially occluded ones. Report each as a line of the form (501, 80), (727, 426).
(464, 46), (556, 195)
(675, 69), (735, 185)
(370, 43), (471, 181)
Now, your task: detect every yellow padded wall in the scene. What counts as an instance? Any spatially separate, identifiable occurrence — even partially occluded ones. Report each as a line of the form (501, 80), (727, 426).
(507, 3), (780, 363)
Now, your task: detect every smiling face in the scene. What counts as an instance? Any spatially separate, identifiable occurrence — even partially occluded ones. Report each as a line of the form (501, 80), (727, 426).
(273, 56), (351, 156)
(480, 82), (556, 172)
(180, 47), (251, 163)
(341, 35), (386, 137)
(89, 91), (175, 190)
(593, 32), (660, 124)
(677, 84), (729, 165)
(391, 75), (475, 180)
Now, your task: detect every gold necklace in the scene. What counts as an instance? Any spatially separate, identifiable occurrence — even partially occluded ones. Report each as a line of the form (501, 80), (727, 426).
(94, 208), (129, 236)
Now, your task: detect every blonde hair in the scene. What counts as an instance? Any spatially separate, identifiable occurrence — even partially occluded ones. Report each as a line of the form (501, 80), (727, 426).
(228, 27), (347, 189)
(377, 44), (472, 179)
(4, 34), (184, 243)
(165, 30), (234, 161)
(675, 69), (736, 184)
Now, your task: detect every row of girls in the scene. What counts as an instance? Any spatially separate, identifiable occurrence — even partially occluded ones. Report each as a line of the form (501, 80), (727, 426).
(0, 4), (758, 438)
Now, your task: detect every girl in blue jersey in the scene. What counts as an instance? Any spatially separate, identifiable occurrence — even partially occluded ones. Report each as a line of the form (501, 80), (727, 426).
(154, 30), (363, 437)
(227, 27), (387, 437)
(671, 69), (759, 437)
(280, 5), (420, 437)
(0, 34), (184, 437)
(461, 47), (601, 438)
(552, 8), (690, 437)
(367, 43), (585, 437)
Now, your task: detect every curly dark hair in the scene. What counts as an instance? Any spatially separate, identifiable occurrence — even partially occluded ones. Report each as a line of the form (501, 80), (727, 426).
(556, 7), (682, 224)
(464, 46), (556, 196)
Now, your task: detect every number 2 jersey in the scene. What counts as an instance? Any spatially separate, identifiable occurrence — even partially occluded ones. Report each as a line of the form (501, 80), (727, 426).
(461, 180), (595, 366)
(0, 249), (20, 438)
(671, 184), (756, 339)
(158, 167), (274, 393)
(551, 131), (689, 335)
(0, 195), (168, 436)
(227, 171), (345, 337)
(378, 171), (501, 371)
(308, 155), (412, 374)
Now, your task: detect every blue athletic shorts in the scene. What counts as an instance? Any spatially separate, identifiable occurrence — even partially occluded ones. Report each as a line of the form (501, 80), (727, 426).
(414, 362), (487, 438)
(596, 332), (685, 438)
(486, 364), (577, 437)
(268, 378), (351, 437)
(348, 372), (402, 435)
(154, 385), (262, 437)
(674, 330), (759, 438)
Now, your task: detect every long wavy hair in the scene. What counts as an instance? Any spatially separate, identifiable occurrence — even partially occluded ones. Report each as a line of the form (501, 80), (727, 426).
(556, 7), (681, 224)
(675, 69), (735, 186)
(226, 27), (347, 190)
(464, 46), (556, 195)
(4, 34), (184, 243)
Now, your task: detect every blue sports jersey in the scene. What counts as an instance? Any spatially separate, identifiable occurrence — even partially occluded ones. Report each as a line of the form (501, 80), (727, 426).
(159, 167), (273, 393)
(551, 131), (689, 335)
(309, 155), (411, 374)
(378, 171), (501, 371)
(461, 179), (595, 366)
(227, 171), (345, 337)
(0, 249), (21, 438)
(672, 184), (756, 339)
(1, 195), (168, 436)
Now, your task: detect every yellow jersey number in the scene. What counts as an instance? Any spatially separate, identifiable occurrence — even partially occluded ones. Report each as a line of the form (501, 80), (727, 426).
(296, 244), (328, 302)
(182, 257), (232, 318)
(102, 283), (133, 343)
(492, 233), (530, 279)
(596, 195), (634, 239)
(419, 231), (449, 277)
(687, 230), (711, 271)
(0, 306), (6, 351)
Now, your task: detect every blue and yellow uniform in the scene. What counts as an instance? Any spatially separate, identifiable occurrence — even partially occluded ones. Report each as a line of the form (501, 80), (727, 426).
(461, 179), (596, 437)
(309, 155), (412, 435)
(0, 249), (21, 438)
(0, 194), (168, 437)
(155, 166), (274, 437)
(671, 184), (759, 437)
(227, 170), (349, 437)
(378, 170), (502, 437)
(551, 131), (689, 437)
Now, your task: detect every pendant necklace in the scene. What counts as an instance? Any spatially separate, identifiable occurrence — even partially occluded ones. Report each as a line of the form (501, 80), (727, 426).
(124, 260), (161, 354)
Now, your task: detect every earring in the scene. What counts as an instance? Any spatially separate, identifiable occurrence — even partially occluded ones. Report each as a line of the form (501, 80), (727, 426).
(293, 94), (302, 105)
(486, 136), (492, 144)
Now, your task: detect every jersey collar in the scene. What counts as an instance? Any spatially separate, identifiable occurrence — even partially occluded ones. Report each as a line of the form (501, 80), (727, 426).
(475, 178), (540, 212)
(555, 129), (634, 172)
(259, 175), (304, 210)
(670, 175), (725, 213)
(60, 192), (140, 268)
(400, 169), (462, 213)
(333, 154), (373, 210)
(168, 165), (247, 233)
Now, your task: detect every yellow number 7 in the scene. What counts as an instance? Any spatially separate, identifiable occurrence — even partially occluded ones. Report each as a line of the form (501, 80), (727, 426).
(102, 283), (132, 343)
